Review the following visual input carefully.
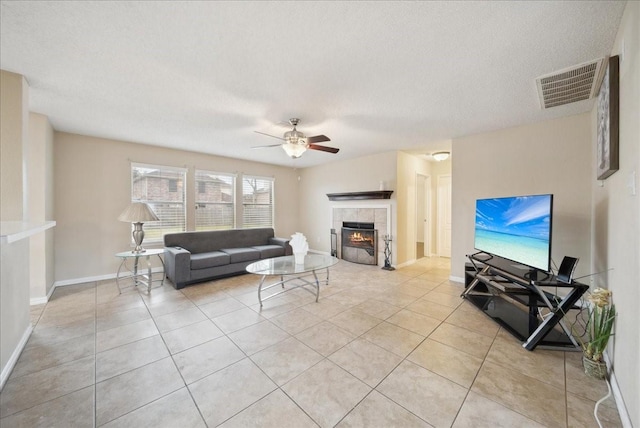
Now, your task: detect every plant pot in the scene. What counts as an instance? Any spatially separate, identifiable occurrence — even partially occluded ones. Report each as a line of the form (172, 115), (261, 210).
(583, 355), (607, 379)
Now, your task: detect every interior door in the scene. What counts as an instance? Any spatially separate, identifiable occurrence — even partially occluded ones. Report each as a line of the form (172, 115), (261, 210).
(416, 174), (425, 258)
(437, 175), (452, 257)
(423, 175), (432, 257)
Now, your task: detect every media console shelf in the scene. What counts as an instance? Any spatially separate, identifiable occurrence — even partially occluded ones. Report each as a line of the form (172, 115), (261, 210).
(462, 253), (589, 351)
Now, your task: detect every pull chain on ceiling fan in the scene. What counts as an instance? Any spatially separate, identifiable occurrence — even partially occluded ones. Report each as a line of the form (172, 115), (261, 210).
(253, 118), (339, 158)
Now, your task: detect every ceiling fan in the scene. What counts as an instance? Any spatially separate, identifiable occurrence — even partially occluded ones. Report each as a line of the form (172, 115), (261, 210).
(253, 118), (339, 158)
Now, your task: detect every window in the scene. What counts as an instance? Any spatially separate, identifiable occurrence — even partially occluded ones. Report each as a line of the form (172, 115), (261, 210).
(242, 175), (274, 228)
(131, 163), (187, 241)
(195, 170), (236, 231)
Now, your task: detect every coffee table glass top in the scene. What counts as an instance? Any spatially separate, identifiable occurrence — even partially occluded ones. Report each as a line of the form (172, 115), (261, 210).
(246, 254), (338, 275)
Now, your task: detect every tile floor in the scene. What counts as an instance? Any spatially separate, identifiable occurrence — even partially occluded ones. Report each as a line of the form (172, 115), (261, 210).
(0, 257), (623, 427)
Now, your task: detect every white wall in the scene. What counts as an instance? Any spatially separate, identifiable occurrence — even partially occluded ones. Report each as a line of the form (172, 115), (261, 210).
(591, 2), (639, 425)
(0, 71), (31, 386)
(28, 113), (55, 301)
(298, 151), (397, 257)
(54, 132), (300, 283)
(450, 113), (593, 281)
(431, 157), (451, 256)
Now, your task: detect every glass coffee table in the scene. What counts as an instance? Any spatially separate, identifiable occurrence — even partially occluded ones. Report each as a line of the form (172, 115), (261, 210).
(246, 254), (339, 306)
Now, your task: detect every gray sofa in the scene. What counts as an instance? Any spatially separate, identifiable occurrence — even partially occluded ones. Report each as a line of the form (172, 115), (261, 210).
(163, 228), (292, 289)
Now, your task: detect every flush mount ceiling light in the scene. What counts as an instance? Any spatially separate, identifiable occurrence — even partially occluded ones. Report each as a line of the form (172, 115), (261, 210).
(432, 151), (450, 161)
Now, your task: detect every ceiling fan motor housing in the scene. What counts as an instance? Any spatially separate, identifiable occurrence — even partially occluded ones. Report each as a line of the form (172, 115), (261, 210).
(284, 129), (306, 145)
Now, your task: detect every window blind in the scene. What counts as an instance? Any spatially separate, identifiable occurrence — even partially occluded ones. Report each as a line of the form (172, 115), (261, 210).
(242, 175), (274, 229)
(131, 163), (187, 241)
(195, 170), (236, 231)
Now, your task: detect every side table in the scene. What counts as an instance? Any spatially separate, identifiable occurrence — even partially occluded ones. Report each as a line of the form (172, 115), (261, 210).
(115, 248), (165, 294)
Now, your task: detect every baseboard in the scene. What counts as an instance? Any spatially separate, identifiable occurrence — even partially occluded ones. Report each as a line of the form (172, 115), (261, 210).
(308, 249), (330, 255)
(54, 272), (116, 287)
(396, 259), (416, 269)
(53, 267), (164, 288)
(30, 283), (57, 306)
(604, 353), (633, 428)
(30, 296), (47, 305)
(449, 275), (464, 284)
(1, 324), (33, 391)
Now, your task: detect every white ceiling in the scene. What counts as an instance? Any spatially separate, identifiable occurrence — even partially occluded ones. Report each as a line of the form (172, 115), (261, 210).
(0, 1), (626, 168)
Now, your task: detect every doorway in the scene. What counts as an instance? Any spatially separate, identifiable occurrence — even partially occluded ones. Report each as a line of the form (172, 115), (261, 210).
(415, 173), (432, 259)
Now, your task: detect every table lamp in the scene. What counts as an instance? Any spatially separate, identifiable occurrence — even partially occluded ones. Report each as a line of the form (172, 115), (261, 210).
(118, 202), (159, 253)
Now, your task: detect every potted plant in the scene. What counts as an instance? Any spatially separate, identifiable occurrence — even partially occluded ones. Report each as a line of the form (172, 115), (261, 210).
(579, 288), (617, 379)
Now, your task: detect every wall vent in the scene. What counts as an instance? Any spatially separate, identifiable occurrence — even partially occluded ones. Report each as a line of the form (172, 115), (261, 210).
(536, 58), (607, 109)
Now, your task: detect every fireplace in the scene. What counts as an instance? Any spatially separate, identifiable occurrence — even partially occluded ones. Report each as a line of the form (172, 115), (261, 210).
(341, 222), (377, 265)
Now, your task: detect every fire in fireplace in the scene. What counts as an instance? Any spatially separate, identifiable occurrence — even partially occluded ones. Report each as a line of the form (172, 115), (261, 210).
(341, 222), (377, 265)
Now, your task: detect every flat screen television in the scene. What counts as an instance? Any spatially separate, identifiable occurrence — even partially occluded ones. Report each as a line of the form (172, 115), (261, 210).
(474, 194), (553, 272)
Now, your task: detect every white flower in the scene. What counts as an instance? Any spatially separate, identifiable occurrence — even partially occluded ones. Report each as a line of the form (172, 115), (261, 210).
(588, 288), (612, 308)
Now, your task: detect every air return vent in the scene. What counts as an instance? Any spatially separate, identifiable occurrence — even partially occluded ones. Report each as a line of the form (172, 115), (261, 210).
(536, 58), (606, 109)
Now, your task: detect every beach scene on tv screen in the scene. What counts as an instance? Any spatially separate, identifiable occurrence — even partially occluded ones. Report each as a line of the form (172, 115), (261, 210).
(475, 195), (551, 270)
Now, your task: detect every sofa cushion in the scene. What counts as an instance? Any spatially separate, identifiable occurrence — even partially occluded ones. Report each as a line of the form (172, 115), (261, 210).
(164, 228), (275, 254)
(252, 245), (286, 259)
(191, 251), (230, 270)
(220, 247), (261, 263)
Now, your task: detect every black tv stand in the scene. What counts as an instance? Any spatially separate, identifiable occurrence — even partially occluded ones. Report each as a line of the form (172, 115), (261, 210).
(462, 253), (588, 351)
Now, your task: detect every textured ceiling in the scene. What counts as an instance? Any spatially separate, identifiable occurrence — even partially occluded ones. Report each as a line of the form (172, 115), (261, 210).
(0, 1), (626, 168)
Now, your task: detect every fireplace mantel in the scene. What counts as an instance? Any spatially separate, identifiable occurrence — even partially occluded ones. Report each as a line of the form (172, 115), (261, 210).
(326, 191), (393, 201)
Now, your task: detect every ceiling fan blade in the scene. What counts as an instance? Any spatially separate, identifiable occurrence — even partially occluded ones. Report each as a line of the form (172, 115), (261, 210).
(251, 143), (283, 149)
(306, 135), (330, 144)
(308, 144), (339, 154)
(254, 131), (285, 141)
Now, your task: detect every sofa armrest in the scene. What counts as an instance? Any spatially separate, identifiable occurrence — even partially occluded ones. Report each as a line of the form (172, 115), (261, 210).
(164, 246), (191, 289)
(269, 237), (293, 255)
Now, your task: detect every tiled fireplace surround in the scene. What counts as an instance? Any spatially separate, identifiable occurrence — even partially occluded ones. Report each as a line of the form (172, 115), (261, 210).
(331, 205), (390, 267)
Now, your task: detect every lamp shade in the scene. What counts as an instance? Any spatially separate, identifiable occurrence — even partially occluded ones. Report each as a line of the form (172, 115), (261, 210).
(118, 202), (159, 223)
(282, 143), (307, 158)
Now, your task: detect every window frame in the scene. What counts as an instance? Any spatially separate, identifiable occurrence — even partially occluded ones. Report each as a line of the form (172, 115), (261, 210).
(130, 162), (187, 243)
(241, 175), (275, 229)
(194, 169), (237, 231)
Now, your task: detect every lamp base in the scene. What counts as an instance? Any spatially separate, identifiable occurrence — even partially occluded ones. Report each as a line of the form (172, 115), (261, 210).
(131, 222), (146, 254)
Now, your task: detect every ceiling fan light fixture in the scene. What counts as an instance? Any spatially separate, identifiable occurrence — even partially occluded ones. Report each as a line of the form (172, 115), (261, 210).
(432, 151), (450, 161)
(284, 129), (305, 144)
(282, 143), (307, 158)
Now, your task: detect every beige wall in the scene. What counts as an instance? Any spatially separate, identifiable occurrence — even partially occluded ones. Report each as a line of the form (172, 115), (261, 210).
(591, 2), (639, 425)
(0, 70), (27, 221)
(450, 113), (593, 281)
(298, 151), (397, 258)
(54, 132), (300, 283)
(28, 113), (56, 300)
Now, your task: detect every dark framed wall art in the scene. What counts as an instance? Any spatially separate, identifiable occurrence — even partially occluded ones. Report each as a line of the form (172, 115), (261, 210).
(596, 55), (620, 180)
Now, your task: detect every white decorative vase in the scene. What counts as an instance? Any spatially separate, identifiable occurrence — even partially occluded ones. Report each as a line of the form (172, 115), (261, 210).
(294, 252), (306, 265)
